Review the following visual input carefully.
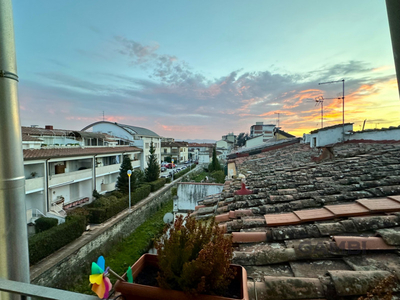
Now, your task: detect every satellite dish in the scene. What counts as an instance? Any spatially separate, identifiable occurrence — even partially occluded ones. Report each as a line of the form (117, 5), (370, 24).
(163, 213), (174, 224)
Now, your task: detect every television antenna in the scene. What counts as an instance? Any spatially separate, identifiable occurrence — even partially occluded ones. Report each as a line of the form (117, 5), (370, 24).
(310, 96), (341, 128)
(274, 112), (280, 129)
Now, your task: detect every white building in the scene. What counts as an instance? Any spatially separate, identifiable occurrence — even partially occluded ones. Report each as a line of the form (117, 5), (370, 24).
(82, 121), (162, 168)
(188, 143), (214, 164)
(24, 146), (141, 224)
(250, 122), (275, 138)
(161, 141), (188, 163)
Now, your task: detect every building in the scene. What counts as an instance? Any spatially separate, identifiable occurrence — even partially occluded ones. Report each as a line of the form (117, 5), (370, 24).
(273, 128), (296, 140)
(82, 121), (162, 168)
(249, 122), (275, 138)
(188, 143), (214, 164)
(195, 140), (400, 299)
(161, 141), (188, 163)
(305, 123), (400, 148)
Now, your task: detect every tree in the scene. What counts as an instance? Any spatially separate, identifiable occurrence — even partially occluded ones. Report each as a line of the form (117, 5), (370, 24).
(116, 155), (134, 194)
(208, 147), (221, 172)
(236, 132), (249, 147)
(145, 141), (160, 182)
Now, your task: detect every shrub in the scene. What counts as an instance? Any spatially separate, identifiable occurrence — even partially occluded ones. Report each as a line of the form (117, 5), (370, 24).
(35, 217), (58, 233)
(132, 184), (151, 204)
(171, 187), (177, 197)
(29, 215), (86, 265)
(155, 215), (235, 296)
(211, 170), (225, 183)
(111, 190), (123, 198)
(92, 189), (101, 200)
(166, 178), (171, 184)
(67, 207), (90, 225)
(148, 178), (166, 192)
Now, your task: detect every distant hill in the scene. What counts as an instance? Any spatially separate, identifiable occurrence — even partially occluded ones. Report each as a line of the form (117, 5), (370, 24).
(176, 139), (216, 144)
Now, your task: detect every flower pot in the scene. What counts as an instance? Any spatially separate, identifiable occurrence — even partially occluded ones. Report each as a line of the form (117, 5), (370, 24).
(114, 254), (249, 300)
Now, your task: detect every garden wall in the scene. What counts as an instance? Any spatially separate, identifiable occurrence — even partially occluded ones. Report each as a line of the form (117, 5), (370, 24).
(30, 167), (200, 289)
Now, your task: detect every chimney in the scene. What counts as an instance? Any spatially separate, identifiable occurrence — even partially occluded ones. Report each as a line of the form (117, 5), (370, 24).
(45, 125), (53, 130)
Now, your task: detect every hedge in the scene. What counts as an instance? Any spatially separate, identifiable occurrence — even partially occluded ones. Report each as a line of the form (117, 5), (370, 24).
(174, 164), (196, 179)
(86, 184), (152, 224)
(35, 217), (58, 233)
(148, 178), (166, 192)
(29, 215), (86, 265)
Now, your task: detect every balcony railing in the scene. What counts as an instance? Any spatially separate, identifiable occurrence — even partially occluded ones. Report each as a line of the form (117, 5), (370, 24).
(25, 177), (44, 193)
(96, 163), (120, 176)
(49, 169), (92, 187)
(0, 278), (98, 300)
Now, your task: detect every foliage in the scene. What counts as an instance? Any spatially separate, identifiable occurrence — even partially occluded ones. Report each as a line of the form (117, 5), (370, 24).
(134, 169), (146, 186)
(173, 165), (194, 180)
(145, 141), (160, 182)
(155, 215), (235, 296)
(29, 215), (86, 265)
(35, 217), (58, 233)
(67, 207), (90, 225)
(211, 170), (225, 183)
(208, 147), (221, 172)
(116, 156), (135, 194)
(111, 190), (123, 198)
(171, 187), (177, 196)
(236, 132), (249, 147)
(149, 178), (166, 192)
(85, 185), (151, 224)
(68, 199), (173, 295)
(357, 275), (398, 300)
(92, 189), (101, 200)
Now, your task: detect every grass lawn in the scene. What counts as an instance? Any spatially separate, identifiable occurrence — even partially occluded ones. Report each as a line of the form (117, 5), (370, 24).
(68, 198), (173, 295)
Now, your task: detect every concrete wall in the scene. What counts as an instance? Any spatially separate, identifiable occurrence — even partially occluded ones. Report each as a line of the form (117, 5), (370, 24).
(310, 124), (353, 147)
(30, 166), (202, 289)
(246, 135), (264, 148)
(348, 128), (400, 141)
(175, 182), (224, 211)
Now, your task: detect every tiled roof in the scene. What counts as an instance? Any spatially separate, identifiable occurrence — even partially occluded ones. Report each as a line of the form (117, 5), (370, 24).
(23, 146), (142, 160)
(193, 141), (400, 299)
(22, 134), (43, 142)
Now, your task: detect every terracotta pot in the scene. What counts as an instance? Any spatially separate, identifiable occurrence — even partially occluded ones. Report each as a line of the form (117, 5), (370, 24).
(114, 254), (249, 300)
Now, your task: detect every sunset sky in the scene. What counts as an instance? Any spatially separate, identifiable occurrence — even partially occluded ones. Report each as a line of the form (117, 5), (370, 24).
(13, 1), (400, 140)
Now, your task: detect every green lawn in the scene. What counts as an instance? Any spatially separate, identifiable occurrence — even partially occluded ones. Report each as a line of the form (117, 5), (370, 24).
(68, 198), (173, 295)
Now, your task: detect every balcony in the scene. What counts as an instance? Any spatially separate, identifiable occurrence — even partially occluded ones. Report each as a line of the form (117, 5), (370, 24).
(25, 177), (44, 193)
(131, 159), (140, 168)
(49, 169), (92, 187)
(96, 164), (121, 176)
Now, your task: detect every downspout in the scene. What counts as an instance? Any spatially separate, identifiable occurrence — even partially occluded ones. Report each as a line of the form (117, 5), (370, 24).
(0, 0), (31, 299)
(386, 0), (400, 98)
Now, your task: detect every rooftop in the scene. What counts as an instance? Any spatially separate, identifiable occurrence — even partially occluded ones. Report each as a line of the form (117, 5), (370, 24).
(23, 146), (142, 160)
(194, 141), (400, 299)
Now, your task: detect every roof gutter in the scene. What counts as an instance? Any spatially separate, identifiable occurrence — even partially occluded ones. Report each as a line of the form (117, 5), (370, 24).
(0, 0), (30, 297)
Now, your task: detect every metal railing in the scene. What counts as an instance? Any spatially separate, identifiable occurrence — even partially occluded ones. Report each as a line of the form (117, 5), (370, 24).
(0, 278), (98, 300)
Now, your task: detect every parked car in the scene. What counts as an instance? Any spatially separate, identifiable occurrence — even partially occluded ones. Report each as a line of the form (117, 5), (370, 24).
(166, 163), (176, 169)
(161, 167), (167, 172)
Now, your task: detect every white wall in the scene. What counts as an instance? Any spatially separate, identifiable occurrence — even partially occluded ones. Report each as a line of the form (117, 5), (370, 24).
(348, 128), (400, 141)
(309, 124), (353, 148)
(175, 183), (224, 211)
(198, 153), (210, 164)
(245, 135), (265, 148)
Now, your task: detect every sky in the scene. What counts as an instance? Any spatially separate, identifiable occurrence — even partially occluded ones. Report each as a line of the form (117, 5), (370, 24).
(13, 0), (400, 141)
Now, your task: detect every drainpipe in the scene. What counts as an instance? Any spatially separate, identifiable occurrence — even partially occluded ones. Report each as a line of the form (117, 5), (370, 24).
(386, 0), (400, 98)
(0, 0), (31, 299)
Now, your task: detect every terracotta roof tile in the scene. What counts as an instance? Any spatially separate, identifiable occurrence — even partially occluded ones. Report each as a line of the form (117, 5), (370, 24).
(23, 146), (142, 160)
(356, 197), (400, 212)
(264, 213), (301, 226)
(294, 208), (335, 222)
(388, 195), (400, 203)
(325, 203), (370, 217)
(332, 236), (396, 250)
(232, 232), (267, 243)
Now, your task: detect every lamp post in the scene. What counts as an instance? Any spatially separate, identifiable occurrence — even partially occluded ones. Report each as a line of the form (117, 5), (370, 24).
(127, 170), (132, 212)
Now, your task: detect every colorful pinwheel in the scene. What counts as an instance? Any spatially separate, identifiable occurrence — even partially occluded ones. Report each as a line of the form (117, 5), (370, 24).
(89, 256), (112, 299)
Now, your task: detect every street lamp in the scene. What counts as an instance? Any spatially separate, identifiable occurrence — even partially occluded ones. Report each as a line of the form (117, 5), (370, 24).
(127, 169), (132, 212)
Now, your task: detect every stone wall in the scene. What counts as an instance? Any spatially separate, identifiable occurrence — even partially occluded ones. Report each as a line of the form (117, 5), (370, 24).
(30, 166), (202, 288)
(175, 182), (224, 211)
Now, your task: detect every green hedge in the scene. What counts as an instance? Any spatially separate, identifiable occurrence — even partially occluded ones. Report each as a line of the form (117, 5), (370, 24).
(86, 185), (152, 224)
(35, 217), (58, 233)
(174, 165), (196, 179)
(29, 215), (86, 265)
(148, 178), (166, 192)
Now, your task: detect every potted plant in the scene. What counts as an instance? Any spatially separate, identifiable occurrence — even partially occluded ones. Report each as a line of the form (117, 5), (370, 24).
(114, 215), (249, 300)
(30, 171), (37, 178)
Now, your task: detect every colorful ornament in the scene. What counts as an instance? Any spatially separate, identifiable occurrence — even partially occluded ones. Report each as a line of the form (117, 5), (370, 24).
(89, 256), (112, 299)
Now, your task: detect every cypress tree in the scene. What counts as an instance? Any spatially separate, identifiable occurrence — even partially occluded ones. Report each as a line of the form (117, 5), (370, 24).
(145, 141), (160, 182)
(209, 147), (221, 172)
(116, 156), (134, 194)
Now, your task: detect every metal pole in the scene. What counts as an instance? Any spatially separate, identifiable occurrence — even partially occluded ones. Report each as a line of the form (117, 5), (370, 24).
(0, 0), (31, 299)
(127, 170), (131, 212)
(386, 0), (400, 98)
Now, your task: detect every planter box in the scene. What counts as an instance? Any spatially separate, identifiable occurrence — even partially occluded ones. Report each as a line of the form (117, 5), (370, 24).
(114, 254), (249, 300)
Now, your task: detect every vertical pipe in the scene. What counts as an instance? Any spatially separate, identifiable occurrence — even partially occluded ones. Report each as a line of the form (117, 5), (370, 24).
(386, 0), (400, 98)
(0, 0), (31, 299)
